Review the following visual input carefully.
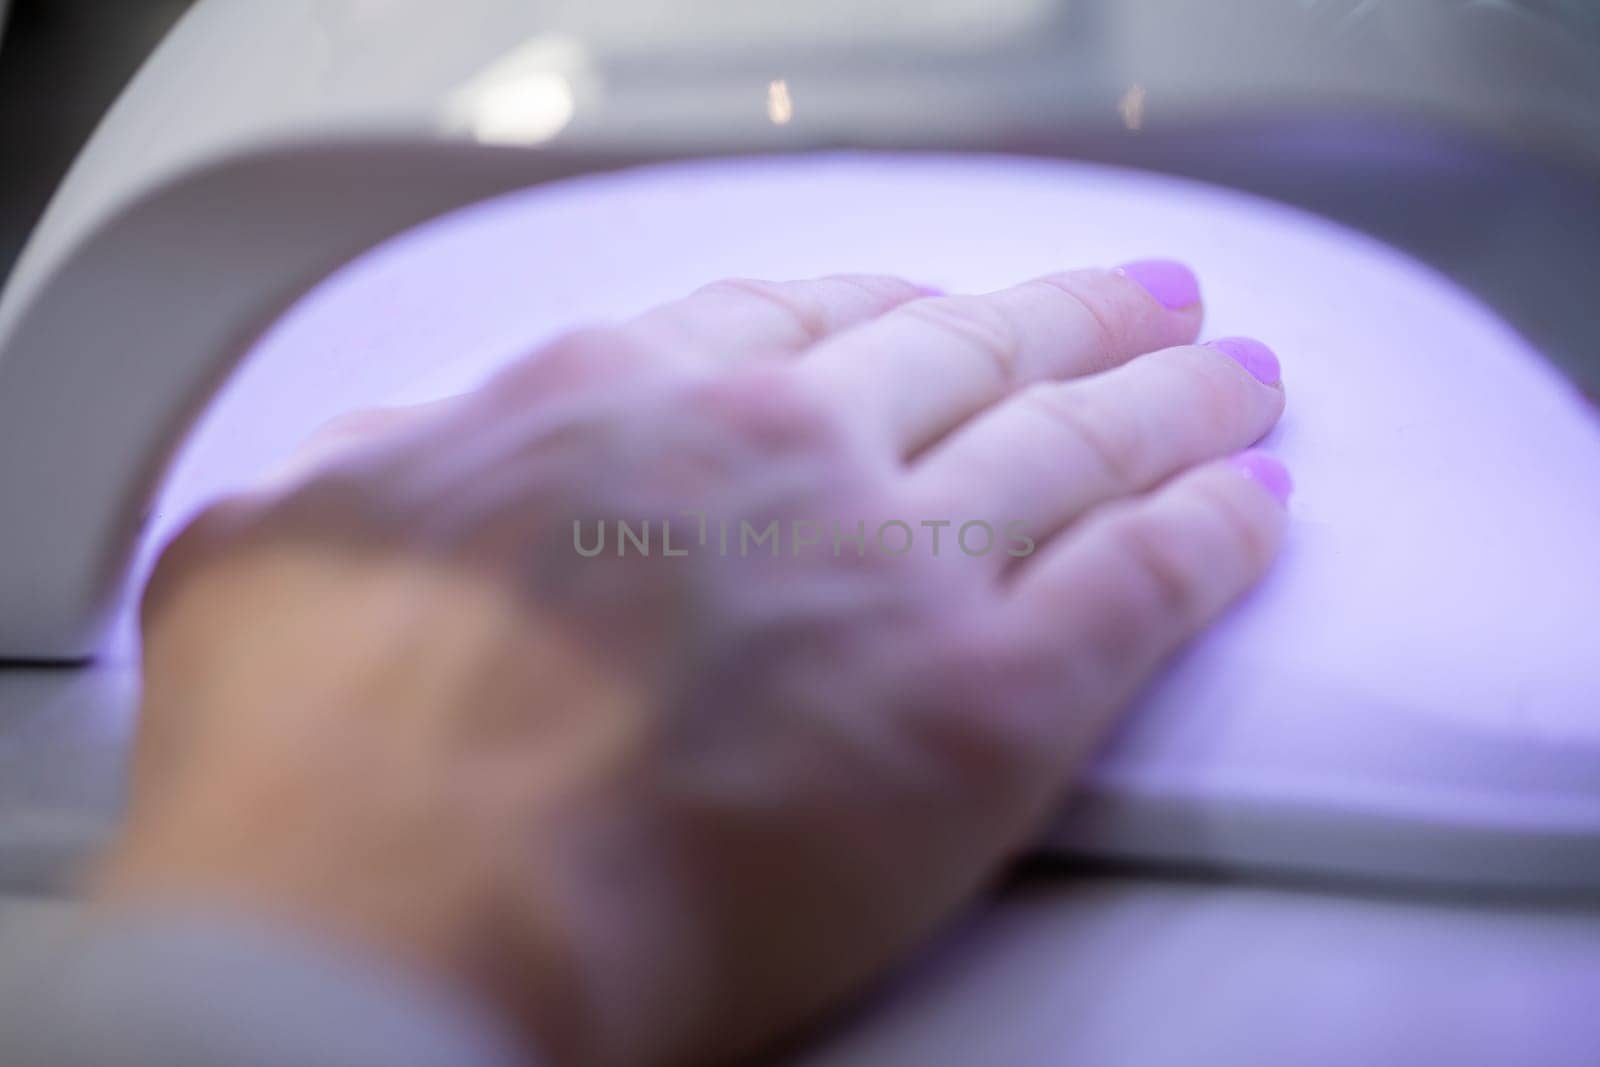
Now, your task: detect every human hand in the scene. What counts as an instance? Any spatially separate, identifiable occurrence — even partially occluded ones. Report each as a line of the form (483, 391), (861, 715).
(99, 262), (1288, 1065)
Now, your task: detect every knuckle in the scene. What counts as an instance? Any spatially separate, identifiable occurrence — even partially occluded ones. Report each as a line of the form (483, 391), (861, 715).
(683, 369), (836, 453)
(1178, 347), (1266, 434)
(1192, 476), (1277, 576)
(824, 273), (933, 311)
(1018, 384), (1144, 488)
(1030, 272), (1126, 372)
(700, 277), (830, 345)
(1108, 511), (1207, 627)
(902, 296), (1024, 390)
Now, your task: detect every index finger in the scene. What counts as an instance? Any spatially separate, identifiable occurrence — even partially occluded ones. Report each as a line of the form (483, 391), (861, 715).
(793, 260), (1204, 456)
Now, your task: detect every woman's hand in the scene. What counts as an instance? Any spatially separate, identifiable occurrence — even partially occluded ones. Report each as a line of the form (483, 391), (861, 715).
(98, 262), (1288, 1066)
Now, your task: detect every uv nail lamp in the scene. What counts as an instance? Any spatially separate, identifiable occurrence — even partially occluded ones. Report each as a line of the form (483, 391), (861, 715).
(2, 1), (1600, 1061)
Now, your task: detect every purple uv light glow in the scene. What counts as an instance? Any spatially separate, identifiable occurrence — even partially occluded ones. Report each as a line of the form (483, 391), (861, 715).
(130, 154), (1600, 876)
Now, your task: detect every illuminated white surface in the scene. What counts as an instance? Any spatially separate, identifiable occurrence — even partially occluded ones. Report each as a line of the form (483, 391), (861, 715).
(141, 153), (1600, 885)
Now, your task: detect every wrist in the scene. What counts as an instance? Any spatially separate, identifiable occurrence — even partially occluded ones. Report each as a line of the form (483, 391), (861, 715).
(96, 697), (638, 1065)
(94, 736), (557, 1054)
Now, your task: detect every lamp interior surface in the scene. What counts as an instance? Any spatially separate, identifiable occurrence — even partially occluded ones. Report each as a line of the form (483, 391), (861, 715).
(127, 152), (1600, 885)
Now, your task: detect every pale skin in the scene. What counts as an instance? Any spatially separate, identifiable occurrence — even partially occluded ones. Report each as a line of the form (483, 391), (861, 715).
(96, 263), (1289, 1065)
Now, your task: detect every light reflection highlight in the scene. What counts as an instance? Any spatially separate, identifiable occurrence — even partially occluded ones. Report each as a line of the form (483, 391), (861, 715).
(1119, 83), (1146, 131)
(446, 34), (587, 145)
(767, 79), (794, 126)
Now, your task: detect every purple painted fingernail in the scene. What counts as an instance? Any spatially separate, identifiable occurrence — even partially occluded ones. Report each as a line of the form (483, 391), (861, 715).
(1116, 259), (1201, 310)
(1206, 337), (1281, 385)
(1231, 450), (1293, 505)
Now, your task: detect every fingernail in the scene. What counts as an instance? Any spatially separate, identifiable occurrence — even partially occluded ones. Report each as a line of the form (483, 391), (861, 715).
(1206, 337), (1281, 386)
(1231, 450), (1293, 505)
(1116, 259), (1200, 310)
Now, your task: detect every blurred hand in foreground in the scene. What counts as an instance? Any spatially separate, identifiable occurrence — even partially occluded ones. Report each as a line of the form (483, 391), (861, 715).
(101, 262), (1289, 1065)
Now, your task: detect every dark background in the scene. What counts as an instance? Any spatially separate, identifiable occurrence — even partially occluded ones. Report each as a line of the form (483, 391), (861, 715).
(1, 0), (1596, 395)
(0, 0), (194, 283)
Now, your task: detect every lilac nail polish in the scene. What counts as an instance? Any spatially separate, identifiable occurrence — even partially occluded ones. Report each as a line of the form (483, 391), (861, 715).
(1231, 450), (1293, 505)
(1206, 337), (1282, 386)
(1116, 259), (1201, 310)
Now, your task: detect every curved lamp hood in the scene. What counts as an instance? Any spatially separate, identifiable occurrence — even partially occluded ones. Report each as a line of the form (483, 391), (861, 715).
(3, 0), (1598, 660)
(2, 0), (1599, 895)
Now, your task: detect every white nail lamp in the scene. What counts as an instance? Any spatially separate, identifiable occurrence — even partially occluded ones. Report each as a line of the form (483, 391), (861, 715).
(2, 5), (1599, 1051)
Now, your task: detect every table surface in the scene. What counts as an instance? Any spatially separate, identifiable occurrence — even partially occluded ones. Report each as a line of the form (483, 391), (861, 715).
(5, 850), (1600, 1066)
